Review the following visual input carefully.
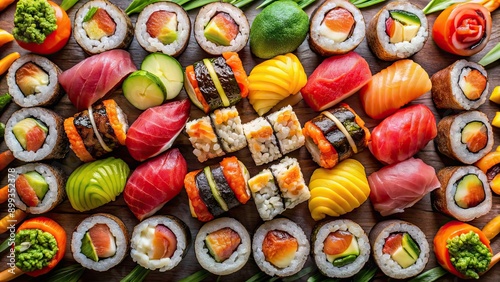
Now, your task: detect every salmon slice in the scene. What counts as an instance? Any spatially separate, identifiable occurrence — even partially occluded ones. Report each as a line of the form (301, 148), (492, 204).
(323, 231), (354, 256)
(461, 69), (487, 100)
(93, 8), (116, 36)
(151, 225), (177, 259)
(262, 230), (298, 269)
(25, 126), (47, 152)
(146, 11), (178, 44)
(205, 227), (241, 262)
(88, 224), (116, 258)
(321, 8), (354, 42)
(15, 175), (39, 207)
(206, 12), (238, 44)
(382, 233), (402, 255)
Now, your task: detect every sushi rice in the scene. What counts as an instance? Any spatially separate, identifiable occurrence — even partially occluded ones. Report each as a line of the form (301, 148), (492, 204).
(186, 116), (225, 162)
(210, 106), (247, 153)
(270, 157), (310, 209)
(266, 105), (305, 155)
(243, 117), (282, 166)
(248, 169), (285, 221)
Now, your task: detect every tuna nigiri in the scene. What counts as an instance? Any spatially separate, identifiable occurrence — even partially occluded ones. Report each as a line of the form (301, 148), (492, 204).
(368, 158), (440, 216)
(369, 104), (437, 165)
(126, 99), (190, 162)
(359, 59), (431, 120)
(124, 148), (187, 221)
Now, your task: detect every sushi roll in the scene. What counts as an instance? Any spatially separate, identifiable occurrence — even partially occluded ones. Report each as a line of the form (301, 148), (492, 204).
(436, 111), (493, 164)
(71, 213), (129, 272)
(432, 166), (492, 221)
(130, 215), (190, 271)
(210, 106), (247, 153)
(270, 157), (310, 209)
(266, 105), (305, 155)
(366, 1), (428, 61)
(74, 0), (133, 54)
(7, 54), (63, 107)
(312, 219), (370, 278)
(13, 163), (65, 214)
(185, 52), (249, 114)
(431, 60), (489, 110)
(252, 218), (310, 277)
(302, 104), (370, 169)
(186, 116), (225, 163)
(194, 2), (249, 55)
(64, 99), (128, 162)
(309, 0), (365, 56)
(135, 2), (191, 57)
(370, 220), (429, 279)
(5, 107), (68, 162)
(248, 169), (285, 221)
(195, 217), (251, 275)
(243, 117), (282, 166)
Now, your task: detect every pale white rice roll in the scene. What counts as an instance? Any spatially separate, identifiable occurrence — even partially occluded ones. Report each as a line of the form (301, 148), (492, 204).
(270, 157), (310, 209)
(7, 54), (62, 107)
(135, 2), (191, 57)
(195, 217), (251, 275)
(210, 106), (247, 153)
(243, 117), (282, 166)
(313, 219), (370, 278)
(71, 213), (129, 271)
(186, 116), (225, 163)
(266, 105), (305, 155)
(248, 169), (285, 221)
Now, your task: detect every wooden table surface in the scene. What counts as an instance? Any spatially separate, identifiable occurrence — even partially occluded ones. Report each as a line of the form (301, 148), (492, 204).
(1, 0), (499, 281)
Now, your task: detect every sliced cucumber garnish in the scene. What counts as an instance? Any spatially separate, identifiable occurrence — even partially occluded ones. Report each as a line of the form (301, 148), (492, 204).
(141, 53), (184, 100)
(123, 70), (166, 110)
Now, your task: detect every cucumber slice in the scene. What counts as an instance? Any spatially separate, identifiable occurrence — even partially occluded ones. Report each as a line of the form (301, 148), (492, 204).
(184, 72), (204, 110)
(123, 70), (166, 110)
(141, 53), (184, 100)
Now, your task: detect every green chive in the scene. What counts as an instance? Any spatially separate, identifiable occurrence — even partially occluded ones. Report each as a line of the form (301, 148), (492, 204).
(60, 0), (81, 11)
(179, 269), (210, 282)
(120, 265), (151, 282)
(479, 42), (500, 67)
(41, 264), (85, 282)
(408, 266), (449, 282)
(83, 7), (99, 23)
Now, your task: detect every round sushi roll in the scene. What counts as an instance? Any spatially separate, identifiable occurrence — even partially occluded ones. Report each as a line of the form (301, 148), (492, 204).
(431, 60), (489, 110)
(13, 163), (65, 214)
(369, 220), (429, 279)
(366, 1), (428, 61)
(436, 111), (493, 164)
(194, 2), (249, 55)
(130, 215), (190, 271)
(135, 2), (191, 57)
(74, 0), (133, 54)
(313, 219), (370, 278)
(71, 213), (129, 271)
(252, 218), (309, 277)
(432, 166), (492, 221)
(309, 0), (365, 56)
(5, 107), (68, 162)
(7, 54), (62, 107)
(195, 217), (251, 275)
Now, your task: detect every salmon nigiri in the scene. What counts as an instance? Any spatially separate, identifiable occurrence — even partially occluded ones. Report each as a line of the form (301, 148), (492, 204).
(359, 59), (431, 120)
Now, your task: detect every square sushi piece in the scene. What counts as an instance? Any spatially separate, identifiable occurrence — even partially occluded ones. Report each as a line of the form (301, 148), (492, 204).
(248, 169), (285, 221)
(266, 105), (305, 155)
(186, 116), (225, 162)
(271, 157), (310, 209)
(210, 106), (247, 153)
(243, 117), (282, 166)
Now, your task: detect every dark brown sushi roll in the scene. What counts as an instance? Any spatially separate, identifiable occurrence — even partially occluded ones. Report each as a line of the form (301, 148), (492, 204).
(195, 168), (226, 218)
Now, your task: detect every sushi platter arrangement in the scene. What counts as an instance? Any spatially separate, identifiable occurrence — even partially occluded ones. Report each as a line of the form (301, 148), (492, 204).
(1, 0), (500, 281)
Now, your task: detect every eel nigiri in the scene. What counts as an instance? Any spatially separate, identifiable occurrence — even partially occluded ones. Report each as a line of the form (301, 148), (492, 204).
(369, 104), (437, 165)
(359, 59), (431, 120)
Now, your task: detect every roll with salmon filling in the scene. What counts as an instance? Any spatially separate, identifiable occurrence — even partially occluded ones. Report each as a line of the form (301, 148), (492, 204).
(74, 0), (133, 54)
(71, 213), (129, 272)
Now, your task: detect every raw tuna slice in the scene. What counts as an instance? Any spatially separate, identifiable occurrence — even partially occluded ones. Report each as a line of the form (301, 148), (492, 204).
(59, 50), (137, 111)
(124, 148), (187, 221)
(369, 104), (437, 165)
(126, 99), (190, 161)
(368, 157), (440, 216)
(301, 51), (372, 111)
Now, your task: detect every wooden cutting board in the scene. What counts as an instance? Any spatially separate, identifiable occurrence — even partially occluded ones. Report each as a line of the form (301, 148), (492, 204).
(0, 0), (499, 281)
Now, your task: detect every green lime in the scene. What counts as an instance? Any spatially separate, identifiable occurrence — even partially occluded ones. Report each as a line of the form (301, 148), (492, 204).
(250, 1), (309, 59)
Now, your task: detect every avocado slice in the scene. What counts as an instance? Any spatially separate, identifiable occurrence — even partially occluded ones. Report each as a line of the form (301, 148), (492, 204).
(454, 174), (485, 208)
(12, 118), (48, 150)
(402, 233), (420, 260)
(195, 170), (225, 217)
(81, 232), (99, 262)
(391, 245), (416, 268)
(203, 58), (230, 107)
(210, 165), (240, 210)
(204, 21), (231, 46)
(326, 236), (360, 263)
(204, 166), (229, 211)
(389, 10), (421, 26)
(156, 15), (178, 45)
(22, 171), (48, 201)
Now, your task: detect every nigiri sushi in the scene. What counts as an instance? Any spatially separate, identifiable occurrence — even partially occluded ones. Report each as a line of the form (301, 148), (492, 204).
(359, 59), (431, 120)
(369, 104), (437, 165)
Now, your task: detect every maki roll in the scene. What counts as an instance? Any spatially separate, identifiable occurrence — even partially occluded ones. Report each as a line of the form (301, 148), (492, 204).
(130, 215), (190, 271)
(302, 103), (370, 169)
(270, 157), (310, 209)
(13, 163), (65, 214)
(186, 116), (225, 163)
(185, 52), (249, 113)
(253, 218), (310, 277)
(210, 106), (247, 153)
(370, 220), (429, 279)
(71, 213), (129, 271)
(5, 107), (68, 162)
(195, 217), (251, 275)
(64, 99), (128, 162)
(135, 2), (191, 57)
(432, 166), (492, 221)
(436, 111), (493, 164)
(248, 169), (285, 221)
(243, 117), (282, 166)
(431, 60), (489, 110)
(74, 0), (133, 54)
(7, 54), (63, 107)
(313, 219), (370, 278)
(309, 0), (365, 56)
(367, 1), (428, 61)
(194, 2), (249, 55)
(266, 105), (305, 155)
